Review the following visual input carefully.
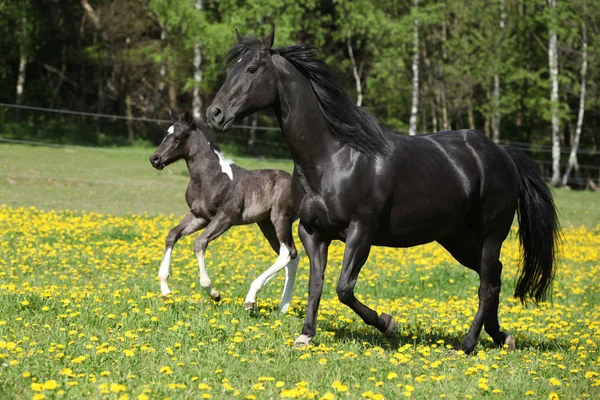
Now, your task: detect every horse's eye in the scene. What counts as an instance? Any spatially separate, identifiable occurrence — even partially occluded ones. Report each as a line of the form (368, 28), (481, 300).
(247, 65), (258, 74)
(173, 137), (181, 144)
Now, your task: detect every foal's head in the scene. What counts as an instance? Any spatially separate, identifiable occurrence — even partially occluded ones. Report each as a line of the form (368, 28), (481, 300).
(150, 109), (201, 170)
(207, 27), (278, 131)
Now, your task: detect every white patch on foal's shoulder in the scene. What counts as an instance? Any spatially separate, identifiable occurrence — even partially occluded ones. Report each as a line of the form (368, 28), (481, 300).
(167, 125), (175, 134)
(213, 149), (234, 180)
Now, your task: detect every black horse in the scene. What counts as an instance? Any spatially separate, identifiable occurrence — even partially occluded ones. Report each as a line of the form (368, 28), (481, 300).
(150, 109), (299, 313)
(206, 28), (560, 353)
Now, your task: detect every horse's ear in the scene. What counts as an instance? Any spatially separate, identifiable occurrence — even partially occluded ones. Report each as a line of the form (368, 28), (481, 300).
(236, 29), (243, 43)
(183, 110), (194, 126)
(169, 109), (182, 122)
(261, 25), (275, 50)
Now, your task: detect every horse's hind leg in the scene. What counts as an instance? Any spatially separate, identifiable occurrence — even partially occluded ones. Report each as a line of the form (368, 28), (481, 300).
(158, 213), (207, 297)
(458, 235), (512, 354)
(245, 219), (298, 313)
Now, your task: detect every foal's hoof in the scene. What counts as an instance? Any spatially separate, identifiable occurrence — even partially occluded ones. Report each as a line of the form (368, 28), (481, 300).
(292, 334), (312, 349)
(211, 292), (222, 302)
(503, 334), (516, 351)
(278, 303), (290, 314)
(244, 301), (255, 311)
(381, 314), (399, 339)
(161, 291), (172, 299)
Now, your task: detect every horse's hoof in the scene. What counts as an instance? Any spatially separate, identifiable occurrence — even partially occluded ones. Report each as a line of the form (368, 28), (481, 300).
(279, 303), (290, 314)
(292, 334), (311, 349)
(244, 301), (255, 311)
(161, 291), (172, 299)
(382, 314), (399, 339)
(211, 292), (221, 302)
(504, 334), (516, 351)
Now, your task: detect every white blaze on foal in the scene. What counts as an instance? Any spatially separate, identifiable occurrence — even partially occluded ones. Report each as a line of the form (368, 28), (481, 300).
(244, 242), (298, 313)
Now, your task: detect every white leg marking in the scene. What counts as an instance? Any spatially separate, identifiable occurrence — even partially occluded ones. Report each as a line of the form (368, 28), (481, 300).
(158, 247), (172, 297)
(279, 256), (299, 313)
(293, 334), (312, 348)
(244, 243), (291, 307)
(197, 250), (220, 300)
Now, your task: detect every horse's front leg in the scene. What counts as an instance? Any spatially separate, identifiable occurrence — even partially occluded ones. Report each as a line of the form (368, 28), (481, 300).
(193, 213), (233, 301)
(336, 220), (398, 337)
(293, 223), (330, 347)
(158, 213), (207, 297)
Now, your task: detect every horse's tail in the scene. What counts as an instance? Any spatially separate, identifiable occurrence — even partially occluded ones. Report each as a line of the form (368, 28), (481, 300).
(504, 146), (560, 304)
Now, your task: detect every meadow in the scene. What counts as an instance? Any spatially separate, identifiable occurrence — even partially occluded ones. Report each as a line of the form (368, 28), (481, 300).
(1, 143), (599, 399)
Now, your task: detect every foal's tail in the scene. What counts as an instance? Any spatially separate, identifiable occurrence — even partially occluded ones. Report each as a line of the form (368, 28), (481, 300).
(504, 146), (560, 304)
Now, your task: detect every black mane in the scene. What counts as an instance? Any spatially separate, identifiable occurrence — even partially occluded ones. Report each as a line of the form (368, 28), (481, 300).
(180, 117), (223, 154)
(227, 38), (391, 158)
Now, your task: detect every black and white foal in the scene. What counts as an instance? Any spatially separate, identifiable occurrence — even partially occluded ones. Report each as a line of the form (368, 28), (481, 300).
(150, 110), (299, 312)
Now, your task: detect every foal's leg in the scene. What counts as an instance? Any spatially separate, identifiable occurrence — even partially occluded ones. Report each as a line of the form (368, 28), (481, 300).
(158, 213), (207, 297)
(244, 219), (299, 313)
(335, 221), (398, 336)
(293, 223), (330, 348)
(193, 213), (233, 301)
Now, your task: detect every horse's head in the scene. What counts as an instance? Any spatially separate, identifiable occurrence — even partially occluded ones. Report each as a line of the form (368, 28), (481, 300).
(207, 27), (278, 131)
(150, 109), (197, 170)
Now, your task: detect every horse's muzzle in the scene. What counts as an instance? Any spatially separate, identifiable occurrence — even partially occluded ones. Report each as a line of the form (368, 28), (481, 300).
(206, 106), (225, 130)
(149, 153), (164, 170)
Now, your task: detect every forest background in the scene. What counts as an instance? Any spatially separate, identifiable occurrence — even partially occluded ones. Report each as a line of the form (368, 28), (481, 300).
(1, 0), (599, 187)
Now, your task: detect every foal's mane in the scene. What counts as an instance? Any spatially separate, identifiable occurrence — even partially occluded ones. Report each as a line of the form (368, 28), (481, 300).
(227, 36), (391, 158)
(188, 117), (223, 154)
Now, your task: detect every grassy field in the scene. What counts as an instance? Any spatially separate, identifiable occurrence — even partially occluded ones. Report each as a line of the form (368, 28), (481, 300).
(1, 143), (599, 226)
(1, 143), (599, 399)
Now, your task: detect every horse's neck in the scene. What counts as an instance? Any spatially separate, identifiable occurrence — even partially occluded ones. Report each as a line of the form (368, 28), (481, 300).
(272, 55), (345, 174)
(186, 134), (222, 183)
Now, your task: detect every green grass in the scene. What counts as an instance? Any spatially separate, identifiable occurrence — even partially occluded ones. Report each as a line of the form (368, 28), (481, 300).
(1, 143), (598, 227)
(1, 143), (599, 399)
(0, 143), (292, 217)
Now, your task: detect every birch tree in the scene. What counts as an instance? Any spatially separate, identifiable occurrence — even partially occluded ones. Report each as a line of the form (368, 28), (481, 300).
(492, 0), (505, 143)
(192, 0), (203, 121)
(408, 0), (420, 136)
(548, 0), (561, 186)
(562, 22), (587, 186)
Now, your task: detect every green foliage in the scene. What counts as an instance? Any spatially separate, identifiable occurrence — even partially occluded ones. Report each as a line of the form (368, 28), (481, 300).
(0, 0), (598, 165)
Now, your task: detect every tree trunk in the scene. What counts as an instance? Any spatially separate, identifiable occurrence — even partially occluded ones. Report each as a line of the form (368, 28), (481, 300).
(126, 93), (134, 143)
(492, 0), (505, 143)
(440, 17), (449, 131)
(562, 23), (587, 187)
(408, 0), (420, 136)
(247, 114), (258, 155)
(548, 0), (561, 186)
(192, 0), (204, 120)
(466, 96), (475, 129)
(15, 16), (28, 120)
(155, 24), (167, 114)
(346, 32), (363, 107)
(51, 46), (67, 108)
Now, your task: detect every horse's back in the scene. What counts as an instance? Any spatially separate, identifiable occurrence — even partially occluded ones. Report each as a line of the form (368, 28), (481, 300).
(377, 129), (519, 245)
(236, 168), (294, 224)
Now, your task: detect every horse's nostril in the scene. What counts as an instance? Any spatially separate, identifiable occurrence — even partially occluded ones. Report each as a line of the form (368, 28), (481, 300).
(213, 107), (222, 117)
(150, 154), (161, 165)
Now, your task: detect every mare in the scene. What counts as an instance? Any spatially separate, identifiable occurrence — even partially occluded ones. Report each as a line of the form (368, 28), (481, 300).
(207, 28), (560, 352)
(150, 109), (299, 313)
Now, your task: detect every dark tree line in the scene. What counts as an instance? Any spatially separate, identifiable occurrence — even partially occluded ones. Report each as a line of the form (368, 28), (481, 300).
(1, 0), (599, 186)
